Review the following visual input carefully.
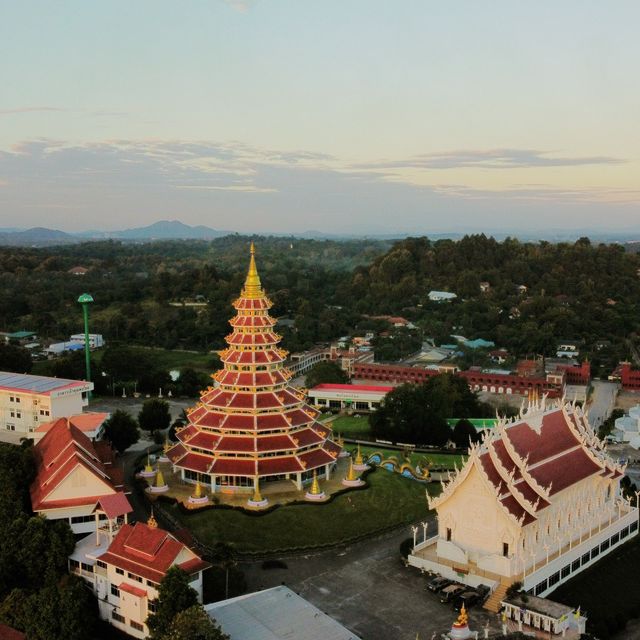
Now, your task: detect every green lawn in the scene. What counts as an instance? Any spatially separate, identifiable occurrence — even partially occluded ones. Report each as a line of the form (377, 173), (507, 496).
(330, 415), (372, 438)
(166, 469), (436, 554)
(551, 535), (640, 639)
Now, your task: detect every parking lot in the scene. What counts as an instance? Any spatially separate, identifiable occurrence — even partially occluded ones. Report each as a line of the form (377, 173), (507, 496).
(240, 523), (502, 640)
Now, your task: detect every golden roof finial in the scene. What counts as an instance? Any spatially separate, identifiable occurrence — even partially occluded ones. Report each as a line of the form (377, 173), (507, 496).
(147, 510), (158, 529)
(347, 457), (358, 482)
(155, 468), (166, 488)
(309, 470), (321, 495)
(355, 444), (364, 466)
(144, 453), (153, 474)
(242, 241), (263, 299)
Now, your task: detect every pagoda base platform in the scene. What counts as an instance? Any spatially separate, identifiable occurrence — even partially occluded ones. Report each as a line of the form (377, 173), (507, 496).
(305, 491), (326, 501)
(339, 450), (351, 457)
(449, 624), (472, 639)
(158, 455), (170, 463)
(147, 485), (169, 493)
(342, 478), (365, 487)
(247, 498), (269, 509)
(353, 464), (370, 472)
(139, 470), (156, 478)
(188, 495), (209, 506)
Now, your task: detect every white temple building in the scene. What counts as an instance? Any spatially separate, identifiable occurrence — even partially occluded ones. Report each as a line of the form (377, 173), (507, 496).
(408, 397), (639, 610)
(612, 405), (640, 448)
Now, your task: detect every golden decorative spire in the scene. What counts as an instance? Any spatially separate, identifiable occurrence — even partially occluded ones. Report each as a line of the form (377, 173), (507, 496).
(163, 437), (170, 454)
(242, 242), (263, 299)
(455, 603), (468, 626)
(147, 510), (158, 529)
(346, 457), (358, 481)
(355, 443), (364, 466)
(155, 468), (166, 488)
(144, 453), (153, 474)
(193, 480), (202, 499)
(252, 479), (263, 503)
(309, 470), (321, 495)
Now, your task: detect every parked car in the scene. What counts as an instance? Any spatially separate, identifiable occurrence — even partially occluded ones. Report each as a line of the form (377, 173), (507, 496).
(440, 584), (465, 603)
(427, 576), (454, 593)
(475, 584), (490, 602)
(453, 591), (481, 611)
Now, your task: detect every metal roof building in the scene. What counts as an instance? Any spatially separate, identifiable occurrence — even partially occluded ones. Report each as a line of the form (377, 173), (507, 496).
(205, 586), (361, 640)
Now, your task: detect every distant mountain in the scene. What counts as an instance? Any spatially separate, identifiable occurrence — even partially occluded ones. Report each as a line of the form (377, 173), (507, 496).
(0, 227), (77, 246)
(109, 220), (229, 240)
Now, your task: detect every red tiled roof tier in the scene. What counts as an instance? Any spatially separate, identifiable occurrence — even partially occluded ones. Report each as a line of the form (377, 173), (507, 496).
(298, 448), (336, 469)
(506, 410), (580, 466)
(95, 492), (133, 518)
(215, 436), (256, 452)
(258, 456), (304, 474)
(256, 434), (295, 451)
(177, 453), (212, 474)
(529, 447), (602, 495)
(210, 458), (257, 475)
(119, 582), (147, 598)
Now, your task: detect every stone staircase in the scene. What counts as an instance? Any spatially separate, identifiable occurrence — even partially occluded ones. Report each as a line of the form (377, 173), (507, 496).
(484, 581), (509, 612)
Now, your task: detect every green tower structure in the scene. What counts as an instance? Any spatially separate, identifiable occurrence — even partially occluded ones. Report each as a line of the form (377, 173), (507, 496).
(77, 293), (94, 398)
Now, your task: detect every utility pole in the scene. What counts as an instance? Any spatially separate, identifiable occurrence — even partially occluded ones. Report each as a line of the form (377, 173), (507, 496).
(77, 293), (94, 398)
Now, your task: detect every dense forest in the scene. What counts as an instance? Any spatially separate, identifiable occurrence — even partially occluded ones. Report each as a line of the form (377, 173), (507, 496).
(1, 234), (640, 379)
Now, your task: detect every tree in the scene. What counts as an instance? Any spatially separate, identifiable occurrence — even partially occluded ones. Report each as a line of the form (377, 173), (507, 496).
(138, 399), (171, 434)
(104, 410), (140, 453)
(0, 343), (32, 373)
(147, 567), (199, 639)
(305, 361), (348, 388)
(452, 419), (481, 449)
(161, 605), (229, 640)
(178, 368), (209, 397)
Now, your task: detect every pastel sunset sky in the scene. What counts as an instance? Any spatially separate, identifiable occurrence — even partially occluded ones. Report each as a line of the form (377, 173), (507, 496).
(1, 1), (638, 234)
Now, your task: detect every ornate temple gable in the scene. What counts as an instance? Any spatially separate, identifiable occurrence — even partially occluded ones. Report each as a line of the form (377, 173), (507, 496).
(430, 442), (526, 529)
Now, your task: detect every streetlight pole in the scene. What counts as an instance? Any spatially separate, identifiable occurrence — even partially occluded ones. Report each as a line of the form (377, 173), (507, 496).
(77, 293), (94, 398)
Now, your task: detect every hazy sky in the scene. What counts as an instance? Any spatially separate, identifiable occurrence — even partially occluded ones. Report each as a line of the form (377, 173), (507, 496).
(1, 1), (639, 234)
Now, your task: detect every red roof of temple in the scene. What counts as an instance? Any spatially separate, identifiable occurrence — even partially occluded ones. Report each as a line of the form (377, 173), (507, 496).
(100, 521), (210, 583)
(311, 383), (394, 393)
(30, 418), (123, 512)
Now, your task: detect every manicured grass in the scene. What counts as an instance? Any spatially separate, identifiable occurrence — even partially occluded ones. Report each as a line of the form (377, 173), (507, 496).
(330, 415), (372, 438)
(551, 535), (640, 639)
(167, 469), (437, 554)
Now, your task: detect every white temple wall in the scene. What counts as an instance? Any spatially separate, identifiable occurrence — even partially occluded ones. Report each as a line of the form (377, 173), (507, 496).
(437, 465), (519, 561)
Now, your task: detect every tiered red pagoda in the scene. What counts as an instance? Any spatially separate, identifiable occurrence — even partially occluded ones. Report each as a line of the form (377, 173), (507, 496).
(167, 244), (341, 494)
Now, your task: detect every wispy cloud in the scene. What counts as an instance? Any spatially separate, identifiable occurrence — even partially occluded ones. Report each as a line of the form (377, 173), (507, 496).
(221, 0), (257, 13)
(0, 138), (637, 233)
(355, 149), (626, 170)
(0, 106), (66, 115)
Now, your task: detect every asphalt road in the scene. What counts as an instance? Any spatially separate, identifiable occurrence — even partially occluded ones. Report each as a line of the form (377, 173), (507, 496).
(587, 380), (618, 430)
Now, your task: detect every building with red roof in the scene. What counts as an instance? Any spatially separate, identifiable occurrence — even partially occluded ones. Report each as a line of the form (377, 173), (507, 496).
(34, 411), (109, 441)
(167, 244), (341, 494)
(408, 398), (638, 605)
(70, 504), (208, 639)
(0, 371), (92, 435)
(30, 417), (126, 533)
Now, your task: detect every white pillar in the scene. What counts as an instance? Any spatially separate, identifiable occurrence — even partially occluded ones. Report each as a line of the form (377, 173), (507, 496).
(296, 473), (302, 491)
(211, 475), (216, 493)
(422, 521), (428, 543)
(411, 525), (418, 548)
(325, 463), (331, 480)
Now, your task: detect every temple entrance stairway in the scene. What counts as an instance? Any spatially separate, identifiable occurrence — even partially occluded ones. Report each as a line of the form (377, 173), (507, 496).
(484, 580), (510, 612)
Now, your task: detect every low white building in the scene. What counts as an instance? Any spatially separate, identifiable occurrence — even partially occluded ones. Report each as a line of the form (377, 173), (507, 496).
(0, 371), (92, 435)
(308, 383), (393, 412)
(71, 508), (210, 639)
(70, 333), (105, 349)
(428, 290), (457, 302)
(613, 405), (640, 448)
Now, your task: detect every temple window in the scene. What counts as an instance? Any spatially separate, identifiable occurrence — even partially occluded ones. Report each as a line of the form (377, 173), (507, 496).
(446, 528), (452, 542)
(503, 542), (509, 557)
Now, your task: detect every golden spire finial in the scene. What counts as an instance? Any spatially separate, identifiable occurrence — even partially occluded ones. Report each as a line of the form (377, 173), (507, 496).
(163, 437), (170, 454)
(155, 468), (166, 488)
(355, 444), (364, 466)
(147, 510), (158, 529)
(347, 457), (357, 481)
(242, 242), (263, 299)
(309, 470), (321, 495)
(144, 452), (153, 474)
(193, 480), (202, 499)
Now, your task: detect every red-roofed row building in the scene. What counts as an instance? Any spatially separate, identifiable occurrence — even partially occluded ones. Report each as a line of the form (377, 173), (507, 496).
(30, 417), (126, 534)
(166, 245), (341, 494)
(408, 399), (638, 603)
